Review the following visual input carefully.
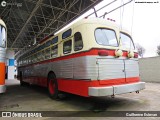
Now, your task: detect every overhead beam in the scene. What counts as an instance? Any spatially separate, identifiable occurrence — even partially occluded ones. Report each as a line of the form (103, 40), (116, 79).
(37, 0), (79, 37)
(10, 0), (44, 48)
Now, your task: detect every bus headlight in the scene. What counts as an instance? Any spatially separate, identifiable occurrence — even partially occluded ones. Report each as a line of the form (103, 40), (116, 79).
(128, 51), (134, 58)
(115, 49), (123, 57)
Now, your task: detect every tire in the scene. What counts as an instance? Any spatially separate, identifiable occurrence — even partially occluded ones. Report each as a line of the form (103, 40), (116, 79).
(19, 72), (27, 86)
(20, 80), (26, 86)
(20, 72), (24, 86)
(47, 73), (59, 99)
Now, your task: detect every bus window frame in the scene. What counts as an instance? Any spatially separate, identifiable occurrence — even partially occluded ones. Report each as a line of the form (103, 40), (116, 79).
(51, 45), (58, 58)
(62, 29), (72, 39)
(74, 32), (83, 51)
(0, 25), (7, 48)
(51, 36), (58, 44)
(120, 32), (135, 50)
(94, 28), (119, 47)
(45, 40), (51, 48)
(63, 39), (72, 54)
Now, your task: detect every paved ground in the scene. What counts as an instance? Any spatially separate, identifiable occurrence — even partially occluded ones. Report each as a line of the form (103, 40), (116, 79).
(0, 79), (160, 120)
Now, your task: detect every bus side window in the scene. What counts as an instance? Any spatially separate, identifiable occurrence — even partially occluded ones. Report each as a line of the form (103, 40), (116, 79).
(63, 40), (72, 54)
(45, 48), (51, 59)
(37, 52), (41, 61)
(41, 50), (45, 60)
(40, 44), (45, 60)
(120, 32), (135, 50)
(22, 56), (24, 65)
(51, 45), (58, 58)
(51, 36), (58, 44)
(34, 53), (38, 62)
(62, 29), (72, 39)
(28, 56), (30, 63)
(26, 57), (28, 64)
(45, 40), (51, 59)
(31, 55), (34, 63)
(74, 32), (83, 51)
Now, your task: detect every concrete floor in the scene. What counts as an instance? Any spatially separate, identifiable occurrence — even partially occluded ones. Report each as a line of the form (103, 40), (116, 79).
(0, 79), (160, 120)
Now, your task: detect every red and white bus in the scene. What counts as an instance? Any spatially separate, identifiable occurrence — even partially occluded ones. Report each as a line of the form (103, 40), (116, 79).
(0, 19), (7, 93)
(17, 18), (145, 99)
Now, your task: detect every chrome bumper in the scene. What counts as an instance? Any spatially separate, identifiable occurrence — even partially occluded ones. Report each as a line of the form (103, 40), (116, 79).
(89, 82), (145, 96)
(0, 85), (6, 93)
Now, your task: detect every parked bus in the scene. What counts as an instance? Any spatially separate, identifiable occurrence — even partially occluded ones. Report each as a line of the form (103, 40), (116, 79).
(17, 18), (145, 99)
(0, 19), (7, 93)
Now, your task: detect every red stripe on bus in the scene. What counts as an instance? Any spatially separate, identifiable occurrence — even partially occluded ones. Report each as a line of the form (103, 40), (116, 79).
(99, 77), (140, 85)
(126, 77), (140, 82)
(58, 77), (140, 97)
(19, 48), (135, 68)
(0, 62), (5, 85)
(21, 76), (140, 97)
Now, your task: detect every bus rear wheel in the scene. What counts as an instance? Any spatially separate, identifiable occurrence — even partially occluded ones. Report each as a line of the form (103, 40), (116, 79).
(47, 73), (59, 99)
(20, 72), (26, 86)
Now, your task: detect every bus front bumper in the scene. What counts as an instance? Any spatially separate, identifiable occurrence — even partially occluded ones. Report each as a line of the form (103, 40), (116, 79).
(0, 85), (6, 93)
(88, 82), (145, 96)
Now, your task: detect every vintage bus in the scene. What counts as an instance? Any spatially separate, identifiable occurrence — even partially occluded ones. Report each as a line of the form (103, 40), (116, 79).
(17, 18), (145, 99)
(0, 19), (7, 93)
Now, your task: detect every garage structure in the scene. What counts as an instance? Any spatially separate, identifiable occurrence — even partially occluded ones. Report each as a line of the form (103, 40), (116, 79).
(0, 0), (102, 78)
(1, 0), (101, 50)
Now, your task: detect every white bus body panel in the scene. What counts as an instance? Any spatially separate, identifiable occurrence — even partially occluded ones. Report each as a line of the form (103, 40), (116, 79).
(97, 59), (125, 80)
(21, 56), (99, 80)
(21, 56), (139, 82)
(125, 60), (139, 78)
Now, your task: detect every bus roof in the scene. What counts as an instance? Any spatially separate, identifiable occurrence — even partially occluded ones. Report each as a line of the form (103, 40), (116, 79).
(55, 18), (132, 38)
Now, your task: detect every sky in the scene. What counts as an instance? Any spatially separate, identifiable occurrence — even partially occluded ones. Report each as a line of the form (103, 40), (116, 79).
(57, 0), (160, 57)
(132, 0), (160, 57)
(94, 0), (160, 57)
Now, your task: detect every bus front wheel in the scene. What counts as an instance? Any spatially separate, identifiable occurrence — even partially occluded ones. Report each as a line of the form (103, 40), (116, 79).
(47, 73), (59, 99)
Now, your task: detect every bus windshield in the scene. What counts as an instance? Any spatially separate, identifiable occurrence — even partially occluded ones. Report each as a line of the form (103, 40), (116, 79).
(95, 28), (118, 47)
(120, 32), (135, 50)
(0, 25), (6, 48)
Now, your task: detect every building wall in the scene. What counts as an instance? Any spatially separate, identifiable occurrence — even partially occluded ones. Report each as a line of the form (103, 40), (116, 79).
(6, 49), (15, 79)
(139, 57), (160, 83)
